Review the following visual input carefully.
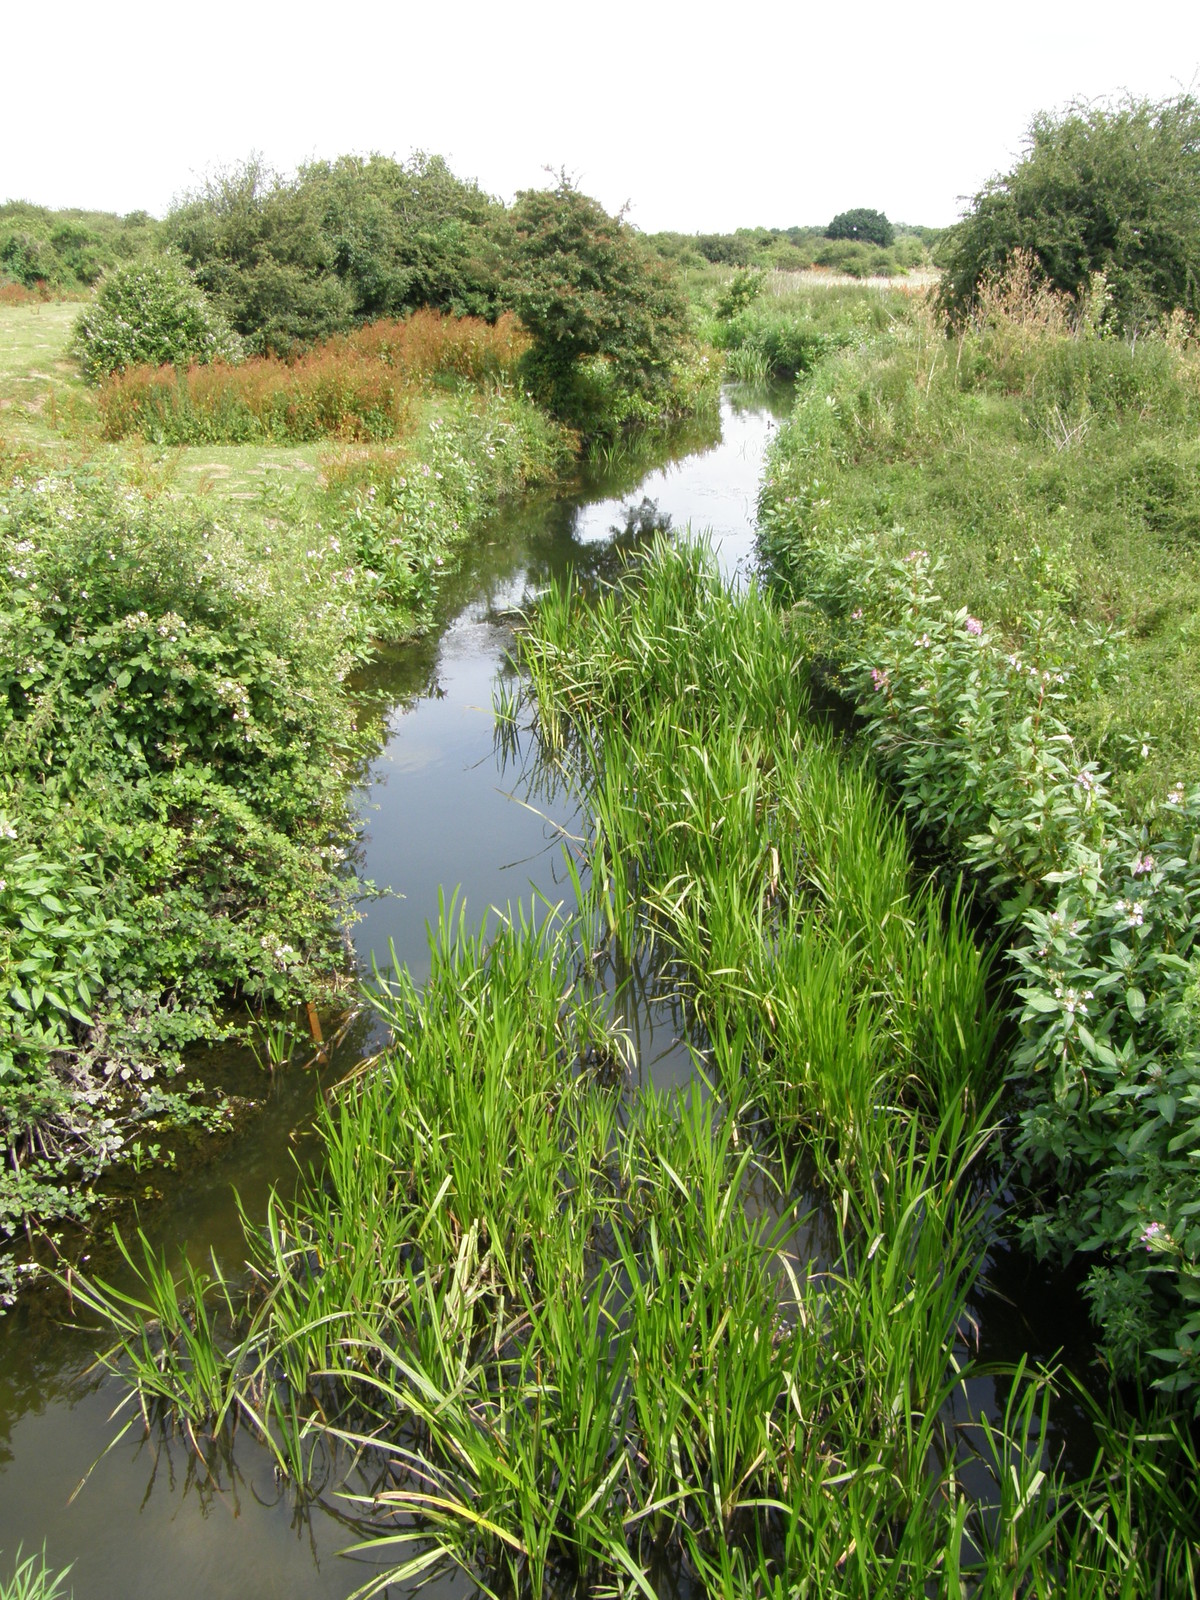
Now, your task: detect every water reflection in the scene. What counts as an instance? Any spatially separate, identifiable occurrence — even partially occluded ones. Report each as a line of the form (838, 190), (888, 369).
(0, 386), (790, 1599)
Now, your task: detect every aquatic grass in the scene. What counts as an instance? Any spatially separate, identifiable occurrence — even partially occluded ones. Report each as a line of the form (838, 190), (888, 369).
(0, 1549), (73, 1600)
(71, 526), (1196, 1594)
(515, 536), (1003, 1178)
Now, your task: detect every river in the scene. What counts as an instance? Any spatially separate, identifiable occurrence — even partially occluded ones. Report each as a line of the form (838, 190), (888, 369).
(0, 385), (803, 1597)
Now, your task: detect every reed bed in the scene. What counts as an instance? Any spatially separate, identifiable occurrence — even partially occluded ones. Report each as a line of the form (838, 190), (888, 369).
(69, 540), (1197, 1596)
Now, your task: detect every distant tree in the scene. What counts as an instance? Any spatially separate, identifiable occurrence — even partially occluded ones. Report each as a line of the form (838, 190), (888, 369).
(826, 208), (894, 247)
(508, 176), (689, 422)
(937, 92), (1200, 330)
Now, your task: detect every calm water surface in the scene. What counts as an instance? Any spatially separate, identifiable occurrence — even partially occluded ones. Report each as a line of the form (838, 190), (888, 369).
(0, 388), (794, 1597)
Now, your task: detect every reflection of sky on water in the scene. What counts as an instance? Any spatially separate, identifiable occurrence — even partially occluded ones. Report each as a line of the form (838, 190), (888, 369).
(0, 386), (788, 1600)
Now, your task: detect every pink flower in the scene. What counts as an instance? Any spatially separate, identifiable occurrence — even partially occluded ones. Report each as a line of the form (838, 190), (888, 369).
(965, 616), (982, 636)
(871, 668), (889, 692)
(1132, 853), (1155, 877)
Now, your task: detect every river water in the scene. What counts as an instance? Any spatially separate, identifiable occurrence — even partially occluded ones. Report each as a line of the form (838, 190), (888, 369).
(0, 386), (808, 1596)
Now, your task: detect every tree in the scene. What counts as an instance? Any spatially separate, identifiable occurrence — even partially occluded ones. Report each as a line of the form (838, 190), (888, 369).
(507, 176), (689, 424)
(826, 208), (894, 248)
(937, 93), (1200, 330)
(167, 152), (505, 354)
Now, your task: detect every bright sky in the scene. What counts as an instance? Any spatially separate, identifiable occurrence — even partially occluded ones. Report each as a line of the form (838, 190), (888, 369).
(4, 0), (1199, 232)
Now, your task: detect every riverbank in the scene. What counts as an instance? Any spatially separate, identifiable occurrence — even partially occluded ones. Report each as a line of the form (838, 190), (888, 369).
(755, 273), (1200, 1405)
(0, 294), (583, 1271)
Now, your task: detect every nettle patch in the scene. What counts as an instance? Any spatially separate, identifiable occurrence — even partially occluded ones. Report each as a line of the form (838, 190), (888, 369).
(757, 495), (1200, 1402)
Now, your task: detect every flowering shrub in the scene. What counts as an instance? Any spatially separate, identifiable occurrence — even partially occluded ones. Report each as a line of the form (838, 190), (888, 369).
(757, 496), (1200, 1402)
(71, 255), (243, 382)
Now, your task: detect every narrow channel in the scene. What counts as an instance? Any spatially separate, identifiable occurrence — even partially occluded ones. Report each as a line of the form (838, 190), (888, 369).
(0, 385), (790, 1599)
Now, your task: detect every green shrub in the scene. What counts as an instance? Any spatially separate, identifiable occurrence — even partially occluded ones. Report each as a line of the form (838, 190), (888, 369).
(938, 91), (1200, 330)
(71, 255), (243, 382)
(509, 176), (693, 431)
(827, 207), (895, 247)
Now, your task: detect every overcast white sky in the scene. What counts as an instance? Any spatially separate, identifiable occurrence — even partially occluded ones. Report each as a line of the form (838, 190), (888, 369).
(4, 1), (1199, 232)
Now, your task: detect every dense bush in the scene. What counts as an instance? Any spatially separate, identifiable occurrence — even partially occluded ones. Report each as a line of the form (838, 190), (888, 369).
(71, 256), (243, 382)
(167, 153), (505, 356)
(827, 207), (895, 247)
(508, 177), (691, 430)
(938, 91), (1200, 330)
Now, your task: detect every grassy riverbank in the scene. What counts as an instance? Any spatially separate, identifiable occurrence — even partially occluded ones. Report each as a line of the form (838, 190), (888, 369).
(73, 541), (1198, 1597)
(0, 295), (577, 1273)
(755, 273), (1200, 1410)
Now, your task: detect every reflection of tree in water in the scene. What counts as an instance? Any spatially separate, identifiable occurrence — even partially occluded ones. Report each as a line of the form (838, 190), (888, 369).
(610, 494), (673, 542)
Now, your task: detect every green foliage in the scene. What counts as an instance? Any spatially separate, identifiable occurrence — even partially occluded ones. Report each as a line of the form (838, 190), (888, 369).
(167, 153), (504, 356)
(938, 91), (1200, 329)
(508, 177), (692, 429)
(814, 238), (904, 277)
(712, 267), (764, 320)
(0, 200), (160, 292)
(760, 353), (1200, 1396)
(707, 281), (895, 379)
(648, 222), (932, 281)
(827, 207), (895, 248)
(70, 255), (243, 382)
(301, 151), (504, 321)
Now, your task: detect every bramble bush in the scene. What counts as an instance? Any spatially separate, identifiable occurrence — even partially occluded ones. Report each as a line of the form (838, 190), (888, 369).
(71, 255), (243, 383)
(756, 490), (1200, 1402)
(0, 468), (368, 1242)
